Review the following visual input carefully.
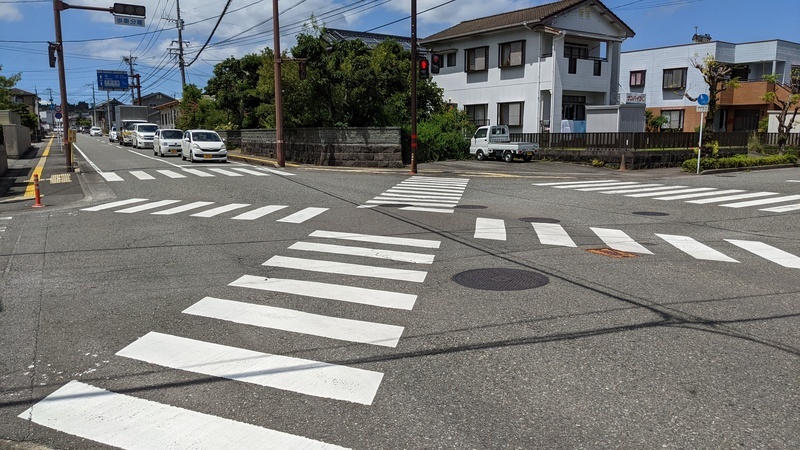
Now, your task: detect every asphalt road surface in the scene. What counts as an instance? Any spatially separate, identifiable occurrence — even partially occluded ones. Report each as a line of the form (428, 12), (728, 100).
(1, 134), (798, 449)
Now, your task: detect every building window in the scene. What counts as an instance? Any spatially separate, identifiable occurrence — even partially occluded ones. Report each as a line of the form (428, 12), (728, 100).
(562, 96), (586, 121)
(593, 59), (601, 76)
(630, 70), (646, 87)
(498, 102), (523, 127)
(663, 68), (687, 89)
(465, 104), (489, 126)
(661, 109), (684, 130)
(446, 52), (456, 67)
(564, 42), (589, 59)
(499, 41), (524, 68)
(730, 66), (751, 81)
(568, 58), (577, 74)
(465, 46), (489, 72)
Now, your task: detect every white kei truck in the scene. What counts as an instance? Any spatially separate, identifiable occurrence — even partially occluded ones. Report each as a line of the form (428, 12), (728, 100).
(469, 125), (538, 162)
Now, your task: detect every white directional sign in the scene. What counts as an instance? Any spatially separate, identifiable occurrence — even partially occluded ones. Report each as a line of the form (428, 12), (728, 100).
(697, 105), (709, 112)
(114, 16), (145, 27)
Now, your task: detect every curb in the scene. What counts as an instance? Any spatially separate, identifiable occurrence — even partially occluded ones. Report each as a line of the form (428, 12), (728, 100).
(698, 163), (799, 175)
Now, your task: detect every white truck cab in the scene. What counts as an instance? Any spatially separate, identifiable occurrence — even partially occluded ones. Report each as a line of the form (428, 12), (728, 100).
(469, 125), (538, 162)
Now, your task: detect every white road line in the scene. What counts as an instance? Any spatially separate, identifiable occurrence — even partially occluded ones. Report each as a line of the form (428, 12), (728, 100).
(81, 198), (148, 211)
(152, 201), (215, 215)
(264, 255), (428, 282)
(624, 187), (706, 197)
(156, 169), (186, 179)
(592, 184), (665, 193)
(184, 297), (404, 347)
(474, 218), (506, 241)
(408, 176), (467, 184)
(554, 181), (640, 189)
(230, 167), (270, 176)
(17, 381), (346, 450)
(393, 185), (466, 193)
(100, 172), (124, 182)
(653, 189), (744, 200)
(191, 203), (250, 217)
(590, 228), (652, 254)
(386, 188), (462, 196)
(725, 240), (800, 268)
(372, 196), (458, 204)
(230, 275), (418, 310)
(309, 230), (441, 248)
(276, 207), (328, 223)
(116, 332), (383, 405)
(400, 206), (455, 213)
(686, 192), (778, 204)
(260, 168), (296, 176)
(616, 187), (716, 196)
(231, 205), (288, 220)
(531, 223), (576, 247)
(720, 194), (800, 208)
(130, 170), (155, 180)
(760, 203), (800, 213)
(365, 200), (457, 208)
(181, 168), (215, 177)
(533, 179), (619, 186)
(379, 192), (462, 200)
(208, 168), (244, 177)
(115, 200), (181, 213)
(288, 241), (435, 264)
(573, 182), (644, 191)
(656, 234), (739, 262)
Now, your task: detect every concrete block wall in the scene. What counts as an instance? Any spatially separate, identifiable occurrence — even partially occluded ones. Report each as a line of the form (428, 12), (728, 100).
(2, 124), (32, 159)
(217, 127), (404, 168)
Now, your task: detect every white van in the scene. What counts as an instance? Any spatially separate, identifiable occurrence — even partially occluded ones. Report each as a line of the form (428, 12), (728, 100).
(131, 123), (159, 149)
(153, 128), (184, 157)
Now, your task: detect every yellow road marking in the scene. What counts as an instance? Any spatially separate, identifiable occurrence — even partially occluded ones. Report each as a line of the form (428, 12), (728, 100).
(24, 137), (53, 198)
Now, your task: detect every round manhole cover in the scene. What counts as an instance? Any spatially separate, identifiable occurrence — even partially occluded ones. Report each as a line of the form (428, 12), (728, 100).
(452, 268), (549, 291)
(632, 211), (669, 217)
(520, 217), (560, 224)
(455, 205), (488, 209)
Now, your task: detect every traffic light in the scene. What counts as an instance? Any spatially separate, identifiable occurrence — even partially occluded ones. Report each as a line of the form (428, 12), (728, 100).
(419, 57), (429, 80)
(48, 42), (57, 68)
(299, 61), (307, 80)
(112, 3), (146, 17)
(431, 54), (441, 74)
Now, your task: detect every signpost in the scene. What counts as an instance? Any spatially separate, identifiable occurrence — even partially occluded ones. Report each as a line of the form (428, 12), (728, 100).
(695, 94), (710, 174)
(97, 70), (129, 91)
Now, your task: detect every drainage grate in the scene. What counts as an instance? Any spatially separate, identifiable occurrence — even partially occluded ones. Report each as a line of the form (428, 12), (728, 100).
(519, 217), (560, 224)
(586, 248), (640, 258)
(632, 211), (669, 217)
(452, 268), (549, 291)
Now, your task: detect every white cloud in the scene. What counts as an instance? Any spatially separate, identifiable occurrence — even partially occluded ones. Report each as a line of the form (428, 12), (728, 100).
(0, 4), (23, 21)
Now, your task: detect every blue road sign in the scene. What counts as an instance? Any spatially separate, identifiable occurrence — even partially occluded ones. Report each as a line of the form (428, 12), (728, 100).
(697, 93), (709, 105)
(97, 70), (129, 91)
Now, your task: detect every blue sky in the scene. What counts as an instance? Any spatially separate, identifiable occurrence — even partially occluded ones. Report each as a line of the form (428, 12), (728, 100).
(1, 0), (797, 107)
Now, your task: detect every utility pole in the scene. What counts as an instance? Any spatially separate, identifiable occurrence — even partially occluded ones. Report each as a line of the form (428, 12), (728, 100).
(53, 0), (72, 171)
(272, 0), (285, 167)
(123, 53), (137, 104)
(176, 0), (186, 91)
(410, 0), (418, 174)
(87, 82), (97, 126)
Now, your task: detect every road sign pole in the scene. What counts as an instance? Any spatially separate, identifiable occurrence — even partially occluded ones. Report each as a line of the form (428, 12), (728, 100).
(697, 111), (704, 175)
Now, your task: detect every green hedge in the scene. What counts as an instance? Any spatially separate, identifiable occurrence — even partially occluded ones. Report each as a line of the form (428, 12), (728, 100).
(681, 153), (798, 172)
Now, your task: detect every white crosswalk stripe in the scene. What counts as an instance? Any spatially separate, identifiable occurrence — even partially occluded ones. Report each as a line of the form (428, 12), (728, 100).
(156, 169), (186, 179)
(263, 255), (428, 282)
(152, 201), (215, 215)
(80, 198), (148, 211)
(653, 189), (745, 200)
(82, 200), (327, 223)
(531, 222), (577, 247)
(181, 168), (215, 177)
(591, 227), (652, 254)
(760, 202), (800, 213)
(686, 192), (778, 204)
(231, 205), (288, 220)
(191, 203), (250, 217)
(277, 207), (329, 223)
(99, 172), (124, 182)
(208, 168), (243, 177)
(115, 199), (181, 213)
(18, 381), (346, 449)
(362, 176), (469, 213)
(308, 230), (441, 248)
(95, 167), (285, 181)
(288, 241), (435, 264)
(720, 194), (800, 208)
(474, 218), (506, 241)
(725, 240), (800, 268)
(655, 234), (739, 262)
(130, 170), (155, 180)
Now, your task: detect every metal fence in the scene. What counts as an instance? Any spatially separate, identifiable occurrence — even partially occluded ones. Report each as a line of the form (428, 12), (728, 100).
(509, 131), (752, 150)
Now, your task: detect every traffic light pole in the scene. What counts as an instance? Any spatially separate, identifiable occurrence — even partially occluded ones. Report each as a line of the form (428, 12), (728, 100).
(272, 0), (285, 167)
(53, 0), (72, 171)
(410, 0), (418, 174)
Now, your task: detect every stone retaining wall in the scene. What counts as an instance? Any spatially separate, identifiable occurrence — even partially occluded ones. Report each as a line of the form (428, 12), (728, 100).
(217, 127), (403, 168)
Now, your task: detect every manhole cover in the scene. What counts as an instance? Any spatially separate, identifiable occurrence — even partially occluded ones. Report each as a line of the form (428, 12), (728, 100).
(586, 248), (640, 258)
(519, 217), (560, 223)
(455, 205), (488, 209)
(632, 211), (669, 217)
(452, 268), (549, 291)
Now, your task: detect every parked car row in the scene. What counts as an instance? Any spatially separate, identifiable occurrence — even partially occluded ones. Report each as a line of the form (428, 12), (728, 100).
(147, 128), (227, 163)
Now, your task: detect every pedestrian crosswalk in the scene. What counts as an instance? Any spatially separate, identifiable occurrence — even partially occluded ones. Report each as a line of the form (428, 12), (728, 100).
(80, 199), (328, 223)
(97, 166), (294, 182)
(0, 216), (10, 242)
(360, 175), (469, 213)
(533, 180), (800, 213)
(19, 229), (442, 447)
(472, 218), (800, 268)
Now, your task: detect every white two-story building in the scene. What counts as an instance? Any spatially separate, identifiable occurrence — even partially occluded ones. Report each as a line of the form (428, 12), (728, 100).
(420, 0), (634, 134)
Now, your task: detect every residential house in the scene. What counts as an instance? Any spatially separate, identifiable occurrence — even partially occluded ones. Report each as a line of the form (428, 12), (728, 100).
(619, 38), (800, 133)
(93, 98), (125, 131)
(420, 0), (635, 134)
(154, 99), (180, 129)
(10, 88), (39, 116)
(139, 92), (178, 125)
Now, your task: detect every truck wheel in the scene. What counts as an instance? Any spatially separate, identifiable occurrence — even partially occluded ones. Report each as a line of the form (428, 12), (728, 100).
(503, 151), (514, 163)
(476, 150), (485, 161)
(523, 155), (532, 162)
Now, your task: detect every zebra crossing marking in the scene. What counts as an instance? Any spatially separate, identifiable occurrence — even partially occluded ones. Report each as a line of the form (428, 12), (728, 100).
(277, 207), (328, 223)
(17, 380), (346, 449)
(230, 167), (270, 176)
(115, 199), (181, 213)
(95, 167), (286, 181)
(231, 205), (288, 220)
(531, 222), (577, 247)
(555, 181), (638, 189)
(593, 184), (665, 193)
(130, 170), (155, 180)
(99, 172), (124, 182)
(760, 202), (800, 213)
(152, 201), (216, 215)
(474, 218), (506, 241)
(184, 297), (404, 347)
(363, 176), (469, 213)
(618, 187), (717, 196)
(720, 194), (800, 208)
(208, 168), (243, 177)
(263, 255), (428, 282)
(308, 230), (441, 248)
(191, 203), (250, 217)
(83, 200), (326, 223)
(400, 206), (455, 213)
(116, 332), (384, 405)
(156, 169), (186, 179)
(655, 234), (739, 262)
(725, 240), (800, 268)
(181, 168), (215, 177)
(685, 192), (778, 204)
(653, 189), (745, 200)
(230, 275), (419, 310)
(288, 241), (435, 264)
(590, 227), (653, 254)
(81, 198), (148, 211)
(533, 179), (619, 186)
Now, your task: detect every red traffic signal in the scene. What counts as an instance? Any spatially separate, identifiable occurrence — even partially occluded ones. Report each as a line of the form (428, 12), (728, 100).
(419, 57), (429, 79)
(431, 54), (441, 74)
(113, 3), (146, 17)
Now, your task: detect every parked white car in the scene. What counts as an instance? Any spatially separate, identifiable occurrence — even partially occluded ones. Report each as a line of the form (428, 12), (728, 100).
(108, 126), (117, 142)
(469, 125), (538, 162)
(89, 126), (102, 136)
(131, 123), (159, 149)
(153, 128), (184, 157)
(181, 129), (227, 163)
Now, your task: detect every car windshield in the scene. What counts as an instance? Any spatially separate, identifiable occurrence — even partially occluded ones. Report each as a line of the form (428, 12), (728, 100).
(193, 132), (221, 142)
(139, 125), (158, 133)
(161, 130), (183, 139)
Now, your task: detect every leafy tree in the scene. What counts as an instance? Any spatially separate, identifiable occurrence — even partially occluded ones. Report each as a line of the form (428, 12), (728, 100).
(0, 65), (22, 109)
(416, 107), (475, 161)
(645, 110), (668, 132)
(205, 52), (269, 129)
(762, 68), (800, 153)
(175, 84), (226, 130)
(686, 54), (741, 144)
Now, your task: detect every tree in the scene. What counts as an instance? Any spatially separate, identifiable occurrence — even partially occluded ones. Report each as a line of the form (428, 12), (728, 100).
(0, 65), (22, 109)
(686, 54), (741, 144)
(645, 110), (668, 132)
(205, 52), (269, 129)
(175, 84), (226, 130)
(762, 68), (800, 153)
